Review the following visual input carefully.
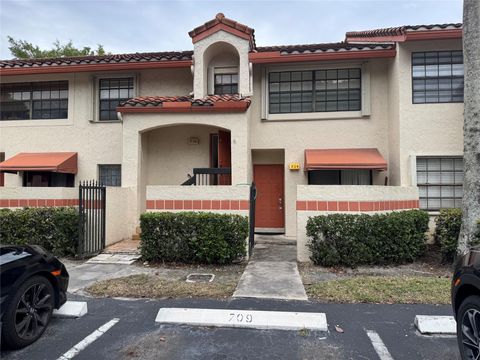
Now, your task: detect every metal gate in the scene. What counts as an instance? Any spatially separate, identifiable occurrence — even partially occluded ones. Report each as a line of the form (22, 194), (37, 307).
(249, 182), (257, 254)
(78, 180), (106, 257)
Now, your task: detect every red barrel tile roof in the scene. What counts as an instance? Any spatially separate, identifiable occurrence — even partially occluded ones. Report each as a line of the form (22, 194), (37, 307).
(189, 13), (255, 45)
(346, 23), (462, 40)
(0, 21), (460, 70)
(0, 51), (193, 69)
(255, 42), (394, 54)
(119, 94), (251, 108)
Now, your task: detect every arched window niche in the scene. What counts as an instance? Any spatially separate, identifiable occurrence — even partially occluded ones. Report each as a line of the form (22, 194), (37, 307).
(193, 33), (251, 98)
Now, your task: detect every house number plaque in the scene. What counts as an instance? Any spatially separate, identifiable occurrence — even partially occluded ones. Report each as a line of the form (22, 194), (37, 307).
(288, 162), (300, 170)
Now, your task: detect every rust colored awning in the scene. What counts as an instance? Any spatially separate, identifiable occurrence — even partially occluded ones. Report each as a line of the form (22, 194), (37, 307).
(0, 152), (78, 174)
(304, 148), (387, 171)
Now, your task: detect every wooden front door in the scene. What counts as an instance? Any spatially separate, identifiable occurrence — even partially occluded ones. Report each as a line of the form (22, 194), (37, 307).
(254, 164), (284, 230)
(218, 131), (231, 185)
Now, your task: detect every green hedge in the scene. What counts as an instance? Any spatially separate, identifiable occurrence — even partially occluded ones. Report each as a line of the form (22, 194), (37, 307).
(306, 210), (429, 267)
(435, 208), (462, 262)
(435, 209), (480, 262)
(140, 212), (248, 264)
(0, 207), (79, 257)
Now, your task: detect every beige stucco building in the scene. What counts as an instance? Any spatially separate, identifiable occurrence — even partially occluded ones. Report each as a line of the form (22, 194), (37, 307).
(0, 14), (464, 260)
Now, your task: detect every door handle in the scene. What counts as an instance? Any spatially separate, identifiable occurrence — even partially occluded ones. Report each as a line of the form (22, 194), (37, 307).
(278, 197), (283, 210)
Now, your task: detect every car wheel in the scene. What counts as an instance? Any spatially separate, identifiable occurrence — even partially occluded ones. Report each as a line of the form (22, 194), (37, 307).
(457, 295), (480, 360)
(1, 275), (54, 349)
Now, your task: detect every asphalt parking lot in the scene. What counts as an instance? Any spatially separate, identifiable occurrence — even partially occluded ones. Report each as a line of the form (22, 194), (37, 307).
(1, 295), (459, 360)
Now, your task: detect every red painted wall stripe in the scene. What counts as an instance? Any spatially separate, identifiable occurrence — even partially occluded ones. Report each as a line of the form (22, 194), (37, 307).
(146, 199), (249, 211)
(0, 199), (79, 208)
(296, 200), (419, 212)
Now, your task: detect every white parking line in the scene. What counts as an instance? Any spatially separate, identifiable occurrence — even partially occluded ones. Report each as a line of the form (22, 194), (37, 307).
(57, 318), (119, 360)
(365, 330), (394, 360)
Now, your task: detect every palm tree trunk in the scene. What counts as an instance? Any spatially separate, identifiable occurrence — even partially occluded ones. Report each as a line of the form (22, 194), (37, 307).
(457, 0), (480, 255)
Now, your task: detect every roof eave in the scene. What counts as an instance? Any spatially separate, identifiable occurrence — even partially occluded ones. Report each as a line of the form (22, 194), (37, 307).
(0, 59), (192, 76)
(249, 48), (396, 64)
(405, 28), (462, 41)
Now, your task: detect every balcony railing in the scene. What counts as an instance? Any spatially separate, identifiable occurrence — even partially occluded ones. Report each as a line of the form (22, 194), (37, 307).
(181, 168), (232, 186)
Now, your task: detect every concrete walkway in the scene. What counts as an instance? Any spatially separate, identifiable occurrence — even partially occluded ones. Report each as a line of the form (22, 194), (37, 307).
(62, 259), (151, 294)
(233, 236), (308, 301)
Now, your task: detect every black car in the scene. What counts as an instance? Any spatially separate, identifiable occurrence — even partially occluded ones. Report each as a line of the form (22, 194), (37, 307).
(452, 247), (480, 360)
(0, 245), (69, 349)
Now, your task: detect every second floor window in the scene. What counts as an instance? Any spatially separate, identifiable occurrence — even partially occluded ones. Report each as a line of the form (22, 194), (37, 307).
(268, 68), (361, 114)
(412, 51), (464, 104)
(99, 77), (134, 121)
(0, 81), (68, 121)
(214, 74), (238, 95)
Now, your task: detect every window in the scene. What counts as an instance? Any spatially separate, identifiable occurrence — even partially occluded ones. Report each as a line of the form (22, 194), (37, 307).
(99, 165), (121, 186)
(99, 78), (134, 121)
(268, 68), (361, 114)
(417, 157), (463, 211)
(412, 51), (464, 103)
(23, 172), (74, 187)
(0, 81), (68, 120)
(308, 170), (372, 185)
(214, 74), (238, 95)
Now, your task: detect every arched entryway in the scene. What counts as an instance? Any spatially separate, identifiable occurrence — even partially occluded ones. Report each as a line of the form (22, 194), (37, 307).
(141, 124), (231, 186)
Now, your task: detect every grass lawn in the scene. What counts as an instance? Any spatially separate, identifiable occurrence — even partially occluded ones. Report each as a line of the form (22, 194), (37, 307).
(87, 273), (237, 299)
(306, 276), (451, 304)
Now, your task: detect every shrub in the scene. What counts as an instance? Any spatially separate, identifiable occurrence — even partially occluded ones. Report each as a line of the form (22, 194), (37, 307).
(435, 209), (480, 262)
(306, 210), (429, 267)
(0, 207), (79, 257)
(140, 212), (248, 264)
(435, 208), (462, 262)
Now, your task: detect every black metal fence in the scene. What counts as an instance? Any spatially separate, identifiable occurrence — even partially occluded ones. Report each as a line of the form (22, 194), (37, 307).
(249, 182), (257, 254)
(181, 167), (232, 186)
(78, 180), (106, 257)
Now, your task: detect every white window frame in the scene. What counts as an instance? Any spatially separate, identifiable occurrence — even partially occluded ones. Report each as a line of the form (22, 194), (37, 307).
(92, 73), (138, 123)
(261, 62), (371, 121)
(208, 66), (239, 95)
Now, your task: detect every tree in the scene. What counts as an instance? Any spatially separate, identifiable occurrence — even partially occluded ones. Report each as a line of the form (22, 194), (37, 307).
(7, 37), (107, 59)
(457, 0), (480, 255)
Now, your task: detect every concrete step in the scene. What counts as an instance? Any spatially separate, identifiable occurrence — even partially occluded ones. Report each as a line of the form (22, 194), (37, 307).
(255, 237), (296, 246)
(86, 253), (141, 265)
(104, 239), (140, 255)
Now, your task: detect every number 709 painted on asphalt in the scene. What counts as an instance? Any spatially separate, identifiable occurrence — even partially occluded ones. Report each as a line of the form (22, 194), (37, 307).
(229, 313), (253, 323)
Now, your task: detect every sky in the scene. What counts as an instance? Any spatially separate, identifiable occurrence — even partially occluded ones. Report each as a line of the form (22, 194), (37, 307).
(0, 0), (463, 59)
